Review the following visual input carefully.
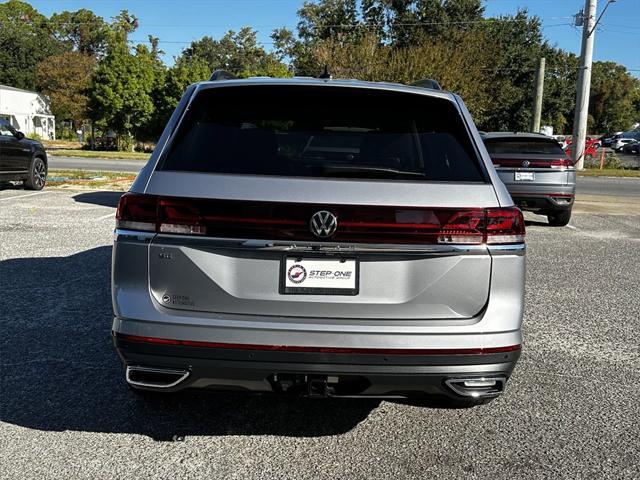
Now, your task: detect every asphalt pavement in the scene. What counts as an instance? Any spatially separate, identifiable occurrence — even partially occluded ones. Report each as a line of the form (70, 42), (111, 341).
(576, 176), (640, 197)
(48, 155), (147, 173)
(0, 187), (638, 479)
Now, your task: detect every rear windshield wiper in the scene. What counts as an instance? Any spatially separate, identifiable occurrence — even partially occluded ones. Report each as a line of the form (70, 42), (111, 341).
(320, 165), (427, 178)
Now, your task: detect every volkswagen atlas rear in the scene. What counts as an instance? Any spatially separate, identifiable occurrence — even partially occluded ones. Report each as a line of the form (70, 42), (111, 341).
(112, 78), (525, 405)
(482, 132), (576, 226)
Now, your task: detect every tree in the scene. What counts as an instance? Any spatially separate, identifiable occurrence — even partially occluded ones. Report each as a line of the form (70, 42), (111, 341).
(312, 29), (497, 124)
(0, 0), (64, 90)
(589, 62), (640, 133)
(35, 51), (95, 128)
(180, 28), (289, 77)
(476, 10), (545, 131)
(539, 48), (578, 134)
(376, 0), (485, 45)
(87, 11), (156, 150)
(135, 36), (168, 141)
(49, 9), (109, 57)
(297, 0), (360, 43)
(154, 56), (210, 130)
(276, 0), (486, 76)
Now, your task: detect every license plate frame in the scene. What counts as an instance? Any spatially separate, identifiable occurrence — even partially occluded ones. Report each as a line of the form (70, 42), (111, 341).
(280, 256), (359, 296)
(515, 171), (535, 181)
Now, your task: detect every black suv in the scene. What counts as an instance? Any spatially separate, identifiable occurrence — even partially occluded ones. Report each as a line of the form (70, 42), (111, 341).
(0, 118), (48, 190)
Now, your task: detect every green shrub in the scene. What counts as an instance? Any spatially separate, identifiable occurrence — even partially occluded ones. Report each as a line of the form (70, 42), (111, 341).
(603, 153), (622, 169)
(585, 152), (623, 169)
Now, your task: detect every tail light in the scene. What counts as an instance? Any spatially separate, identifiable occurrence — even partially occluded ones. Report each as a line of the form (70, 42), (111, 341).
(492, 158), (574, 168)
(485, 208), (525, 244)
(115, 193), (157, 232)
(549, 158), (574, 169)
(116, 194), (525, 245)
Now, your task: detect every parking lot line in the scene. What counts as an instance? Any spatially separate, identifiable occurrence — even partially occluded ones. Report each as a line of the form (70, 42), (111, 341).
(0, 191), (52, 202)
(97, 212), (115, 220)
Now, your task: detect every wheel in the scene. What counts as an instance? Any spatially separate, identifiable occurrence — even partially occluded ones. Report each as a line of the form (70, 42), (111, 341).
(547, 209), (571, 227)
(24, 157), (47, 190)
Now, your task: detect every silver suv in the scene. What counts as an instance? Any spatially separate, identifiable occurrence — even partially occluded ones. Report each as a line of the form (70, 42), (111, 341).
(112, 78), (525, 405)
(482, 132), (576, 226)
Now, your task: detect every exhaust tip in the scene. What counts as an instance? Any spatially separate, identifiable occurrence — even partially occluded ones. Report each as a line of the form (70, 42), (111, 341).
(126, 366), (190, 389)
(445, 376), (506, 398)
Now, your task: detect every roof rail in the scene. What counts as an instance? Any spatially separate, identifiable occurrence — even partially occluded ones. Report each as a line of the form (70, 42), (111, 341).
(410, 78), (442, 90)
(209, 70), (237, 81)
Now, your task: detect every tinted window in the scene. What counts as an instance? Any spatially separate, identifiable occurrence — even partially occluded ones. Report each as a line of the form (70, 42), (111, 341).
(484, 138), (565, 155)
(0, 119), (14, 136)
(159, 85), (486, 182)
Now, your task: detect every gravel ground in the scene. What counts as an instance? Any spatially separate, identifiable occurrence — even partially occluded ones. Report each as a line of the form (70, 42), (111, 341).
(0, 187), (639, 480)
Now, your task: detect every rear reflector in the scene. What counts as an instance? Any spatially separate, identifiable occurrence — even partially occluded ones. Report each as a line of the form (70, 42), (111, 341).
(116, 194), (525, 245)
(116, 333), (521, 356)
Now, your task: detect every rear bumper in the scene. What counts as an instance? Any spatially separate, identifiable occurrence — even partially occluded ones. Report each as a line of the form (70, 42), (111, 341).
(113, 331), (521, 399)
(510, 192), (574, 212)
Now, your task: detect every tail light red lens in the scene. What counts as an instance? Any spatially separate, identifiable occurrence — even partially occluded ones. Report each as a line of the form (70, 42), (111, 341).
(115, 194), (525, 245)
(485, 208), (525, 244)
(549, 158), (575, 168)
(158, 197), (207, 235)
(492, 158), (574, 168)
(115, 193), (157, 232)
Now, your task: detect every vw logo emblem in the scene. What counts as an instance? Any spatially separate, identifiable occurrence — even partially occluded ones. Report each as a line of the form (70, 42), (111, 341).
(310, 210), (338, 238)
(521, 160), (530, 168)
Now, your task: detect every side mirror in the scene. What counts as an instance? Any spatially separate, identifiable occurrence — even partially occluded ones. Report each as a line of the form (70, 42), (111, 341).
(15, 131), (25, 140)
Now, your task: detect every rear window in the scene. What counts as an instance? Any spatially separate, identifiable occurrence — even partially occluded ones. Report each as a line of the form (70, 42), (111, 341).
(484, 137), (565, 155)
(159, 85), (486, 182)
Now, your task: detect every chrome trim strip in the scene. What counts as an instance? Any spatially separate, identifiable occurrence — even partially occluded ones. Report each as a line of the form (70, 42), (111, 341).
(153, 234), (495, 255)
(118, 230), (525, 254)
(487, 244), (526, 256)
(114, 228), (156, 242)
(126, 366), (190, 389)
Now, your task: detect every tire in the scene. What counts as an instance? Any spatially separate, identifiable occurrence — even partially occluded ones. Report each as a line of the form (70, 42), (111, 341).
(24, 157), (47, 190)
(547, 209), (572, 227)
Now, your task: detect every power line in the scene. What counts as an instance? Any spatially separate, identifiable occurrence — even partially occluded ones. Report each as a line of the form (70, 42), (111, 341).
(35, 16), (575, 28)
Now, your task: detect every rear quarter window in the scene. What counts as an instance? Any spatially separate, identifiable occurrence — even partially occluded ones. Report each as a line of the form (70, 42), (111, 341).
(159, 85), (487, 183)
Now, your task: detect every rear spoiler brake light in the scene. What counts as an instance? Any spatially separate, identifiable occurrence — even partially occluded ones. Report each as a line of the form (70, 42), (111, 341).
(116, 194), (525, 245)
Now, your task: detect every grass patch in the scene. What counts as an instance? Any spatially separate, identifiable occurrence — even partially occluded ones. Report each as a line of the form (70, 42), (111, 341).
(49, 149), (150, 160)
(47, 169), (136, 190)
(42, 140), (83, 150)
(577, 169), (640, 178)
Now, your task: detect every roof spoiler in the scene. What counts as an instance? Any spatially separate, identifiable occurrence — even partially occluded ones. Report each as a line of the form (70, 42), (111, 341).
(209, 70), (237, 81)
(410, 78), (442, 90)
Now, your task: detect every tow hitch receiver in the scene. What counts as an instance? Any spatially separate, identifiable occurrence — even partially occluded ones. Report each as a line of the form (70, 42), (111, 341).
(307, 377), (335, 397)
(270, 374), (337, 397)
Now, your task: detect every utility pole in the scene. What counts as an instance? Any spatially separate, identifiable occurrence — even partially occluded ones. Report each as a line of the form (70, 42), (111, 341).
(572, 0), (597, 170)
(530, 57), (545, 133)
(572, 0), (617, 169)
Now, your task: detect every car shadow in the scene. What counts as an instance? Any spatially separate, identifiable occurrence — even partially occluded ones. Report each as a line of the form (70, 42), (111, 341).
(0, 246), (378, 440)
(524, 219), (549, 227)
(0, 182), (24, 191)
(73, 191), (124, 208)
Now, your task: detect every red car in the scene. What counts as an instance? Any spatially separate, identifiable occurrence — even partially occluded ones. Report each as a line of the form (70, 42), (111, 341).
(563, 137), (600, 160)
